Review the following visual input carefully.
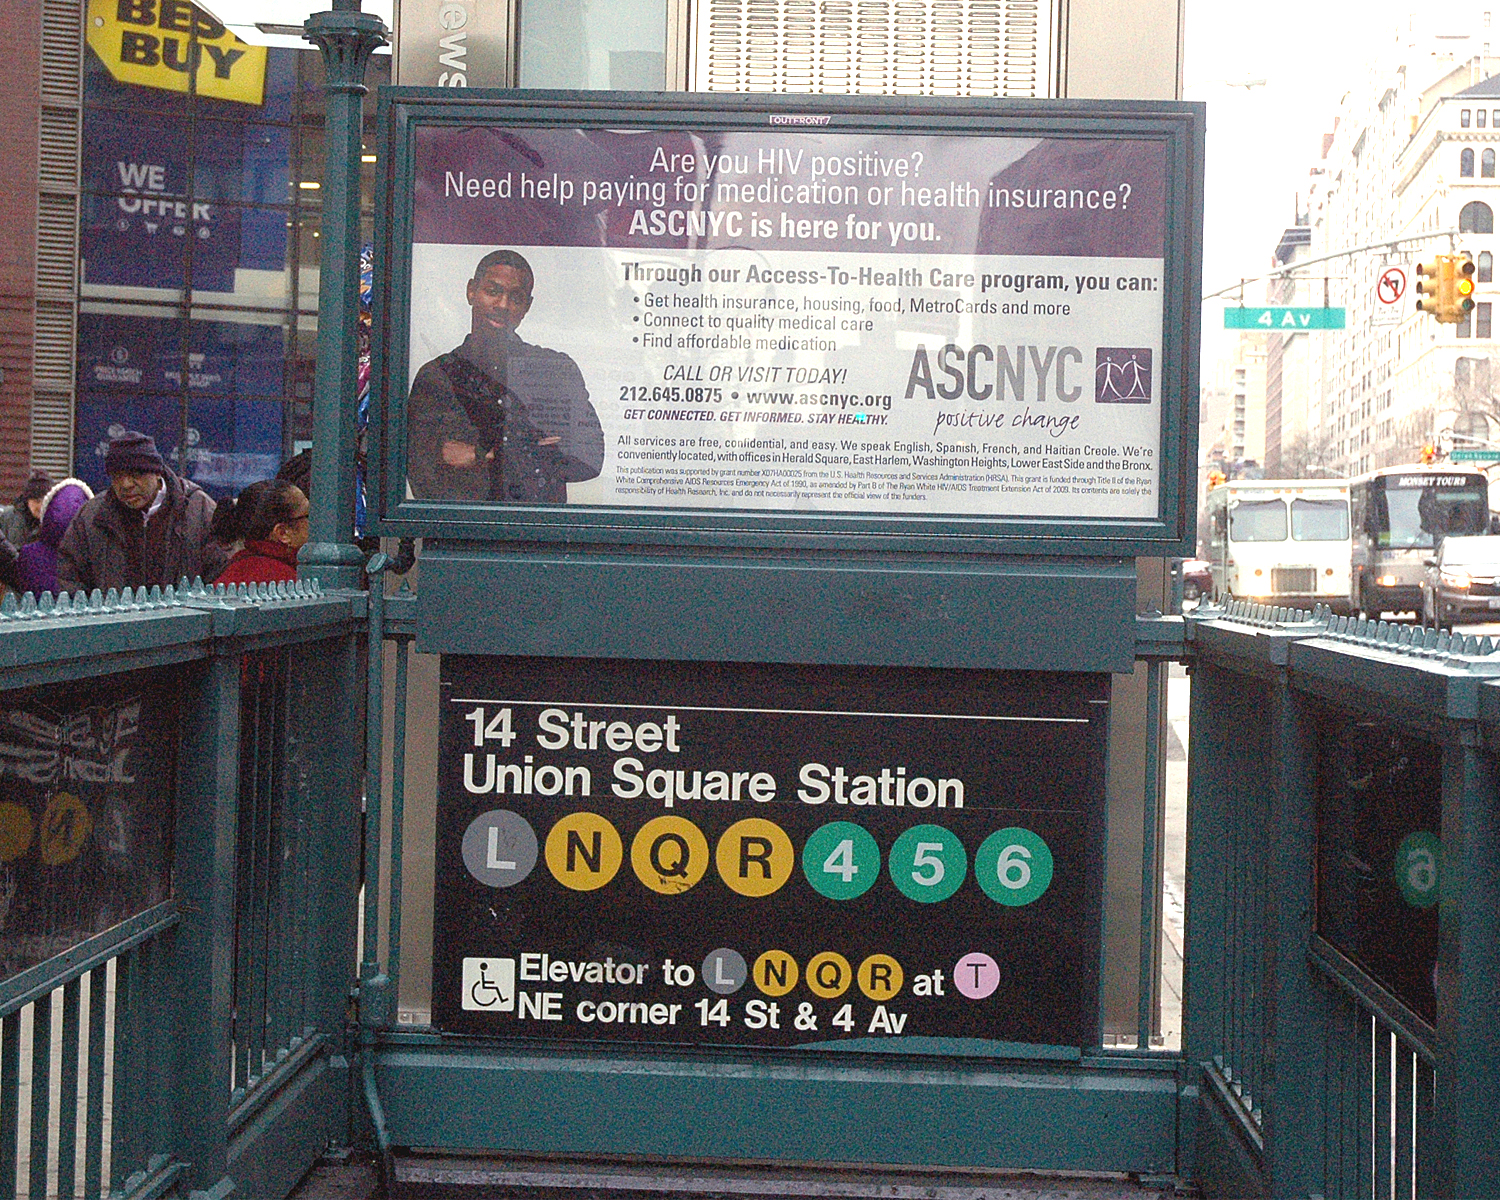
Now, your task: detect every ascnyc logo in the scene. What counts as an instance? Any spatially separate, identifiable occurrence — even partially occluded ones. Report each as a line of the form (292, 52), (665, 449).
(111, 1), (249, 79)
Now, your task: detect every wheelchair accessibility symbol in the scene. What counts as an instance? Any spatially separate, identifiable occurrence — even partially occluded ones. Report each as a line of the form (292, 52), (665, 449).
(461, 957), (515, 1011)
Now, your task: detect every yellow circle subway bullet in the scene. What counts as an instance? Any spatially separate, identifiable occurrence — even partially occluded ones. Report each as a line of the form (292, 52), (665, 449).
(857, 953), (904, 1001)
(0, 802), (33, 863)
(545, 812), (623, 890)
(716, 817), (794, 897)
(805, 951), (853, 999)
(752, 949), (799, 996)
(631, 816), (709, 895)
(39, 792), (91, 867)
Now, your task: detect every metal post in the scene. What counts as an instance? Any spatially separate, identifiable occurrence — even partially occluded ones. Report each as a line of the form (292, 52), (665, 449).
(1136, 658), (1165, 1046)
(1433, 733), (1500, 1196)
(1260, 665), (1324, 1197)
(300, 2), (388, 589)
(171, 650), (242, 1194)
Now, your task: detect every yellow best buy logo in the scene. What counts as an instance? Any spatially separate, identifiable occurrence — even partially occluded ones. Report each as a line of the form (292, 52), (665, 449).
(88, 0), (266, 106)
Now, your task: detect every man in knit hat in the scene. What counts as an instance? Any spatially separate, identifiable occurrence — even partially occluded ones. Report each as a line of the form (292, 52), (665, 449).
(56, 431), (229, 595)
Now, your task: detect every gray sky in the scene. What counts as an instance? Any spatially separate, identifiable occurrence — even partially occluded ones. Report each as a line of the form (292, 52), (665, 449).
(1185, 0), (1417, 368)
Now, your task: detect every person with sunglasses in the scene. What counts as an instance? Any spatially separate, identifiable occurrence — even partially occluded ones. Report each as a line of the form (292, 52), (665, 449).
(211, 478), (312, 585)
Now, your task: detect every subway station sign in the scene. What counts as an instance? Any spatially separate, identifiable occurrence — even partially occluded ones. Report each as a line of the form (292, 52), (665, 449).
(432, 657), (1109, 1051)
(87, 0), (267, 106)
(374, 93), (1204, 554)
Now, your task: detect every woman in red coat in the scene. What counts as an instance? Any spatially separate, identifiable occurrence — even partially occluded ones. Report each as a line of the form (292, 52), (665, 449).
(211, 478), (310, 585)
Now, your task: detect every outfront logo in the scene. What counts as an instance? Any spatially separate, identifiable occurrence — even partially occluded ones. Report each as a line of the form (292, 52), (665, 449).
(1095, 348), (1153, 403)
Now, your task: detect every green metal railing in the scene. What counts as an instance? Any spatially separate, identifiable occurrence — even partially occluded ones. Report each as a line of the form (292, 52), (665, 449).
(9, 574), (1498, 1197)
(1185, 600), (1500, 1199)
(0, 580), (365, 1199)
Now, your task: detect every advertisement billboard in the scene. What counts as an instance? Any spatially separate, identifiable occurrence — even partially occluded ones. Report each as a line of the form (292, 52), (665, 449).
(373, 92), (1203, 554)
(432, 656), (1108, 1051)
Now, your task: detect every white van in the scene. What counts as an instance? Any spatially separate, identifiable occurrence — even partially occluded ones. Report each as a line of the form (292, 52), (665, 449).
(1204, 479), (1351, 611)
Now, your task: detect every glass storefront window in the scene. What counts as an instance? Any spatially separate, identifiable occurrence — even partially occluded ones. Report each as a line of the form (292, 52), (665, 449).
(518, 0), (667, 90)
(78, 27), (384, 492)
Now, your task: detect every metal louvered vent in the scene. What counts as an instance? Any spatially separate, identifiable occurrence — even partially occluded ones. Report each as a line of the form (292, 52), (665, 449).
(36, 0), (83, 480)
(40, 0), (83, 105)
(29, 390), (76, 479)
(38, 108), (80, 193)
(692, 0), (1055, 97)
(33, 300), (76, 390)
(32, 297), (77, 478)
(35, 194), (78, 296)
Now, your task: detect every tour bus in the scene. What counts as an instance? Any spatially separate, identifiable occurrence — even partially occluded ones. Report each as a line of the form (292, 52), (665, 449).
(1204, 479), (1352, 611)
(1350, 465), (1493, 617)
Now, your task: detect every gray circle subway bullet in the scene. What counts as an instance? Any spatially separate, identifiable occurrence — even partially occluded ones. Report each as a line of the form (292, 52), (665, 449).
(462, 810), (538, 887)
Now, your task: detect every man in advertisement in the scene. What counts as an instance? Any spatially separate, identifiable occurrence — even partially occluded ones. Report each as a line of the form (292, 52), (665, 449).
(406, 249), (604, 503)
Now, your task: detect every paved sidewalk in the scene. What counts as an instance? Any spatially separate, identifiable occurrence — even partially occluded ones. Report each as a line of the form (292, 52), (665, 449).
(288, 1152), (383, 1200)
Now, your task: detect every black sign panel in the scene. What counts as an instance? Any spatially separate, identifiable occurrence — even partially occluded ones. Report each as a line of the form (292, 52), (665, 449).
(434, 657), (1108, 1051)
(0, 671), (178, 979)
(1315, 709), (1440, 1024)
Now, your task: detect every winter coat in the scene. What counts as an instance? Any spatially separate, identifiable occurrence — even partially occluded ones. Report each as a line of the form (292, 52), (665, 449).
(0, 505), (36, 549)
(216, 539), (299, 586)
(406, 332), (604, 504)
(56, 469), (229, 596)
(16, 478), (93, 596)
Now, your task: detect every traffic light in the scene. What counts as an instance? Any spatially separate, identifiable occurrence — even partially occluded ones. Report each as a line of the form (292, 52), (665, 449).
(1415, 253), (1479, 323)
(1416, 257), (1444, 319)
(1455, 253), (1477, 320)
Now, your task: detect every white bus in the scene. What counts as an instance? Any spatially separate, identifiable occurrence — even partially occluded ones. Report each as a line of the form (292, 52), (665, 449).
(1204, 479), (1351, 611)
(1349, 465), (1493, 617)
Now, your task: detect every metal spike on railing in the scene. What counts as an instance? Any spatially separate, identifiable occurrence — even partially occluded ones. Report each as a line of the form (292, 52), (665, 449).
(150, 584), (162, 605)
(19, 592), (35, 616)
(38, 592), (54, 614)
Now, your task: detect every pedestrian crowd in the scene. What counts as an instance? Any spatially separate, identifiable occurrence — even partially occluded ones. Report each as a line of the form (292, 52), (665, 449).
(0, 429), (314, 599)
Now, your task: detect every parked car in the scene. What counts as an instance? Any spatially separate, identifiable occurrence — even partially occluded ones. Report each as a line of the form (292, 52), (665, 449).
(1421, 535), (1500, 627)
(1180, 558), (1213, 602)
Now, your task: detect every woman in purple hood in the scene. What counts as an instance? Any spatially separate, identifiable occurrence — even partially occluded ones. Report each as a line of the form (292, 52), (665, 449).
(17, 478), (94, 597)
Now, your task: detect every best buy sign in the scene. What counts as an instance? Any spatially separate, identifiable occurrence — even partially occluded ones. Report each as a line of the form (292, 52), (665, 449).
(88, 0), (266, 106)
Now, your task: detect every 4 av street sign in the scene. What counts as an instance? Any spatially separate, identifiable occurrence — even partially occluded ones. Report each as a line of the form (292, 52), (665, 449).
(1224, 306), (1347, 330)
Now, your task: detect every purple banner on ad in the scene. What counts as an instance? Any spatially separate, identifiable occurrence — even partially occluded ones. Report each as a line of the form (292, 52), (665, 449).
(413, 128), (1166, 260)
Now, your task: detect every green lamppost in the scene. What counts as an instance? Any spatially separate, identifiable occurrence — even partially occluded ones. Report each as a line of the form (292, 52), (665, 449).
(301, 1), (387, 588)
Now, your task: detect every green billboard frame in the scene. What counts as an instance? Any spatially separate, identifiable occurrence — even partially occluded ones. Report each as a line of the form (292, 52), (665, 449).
(369, 89), (1205, 558)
